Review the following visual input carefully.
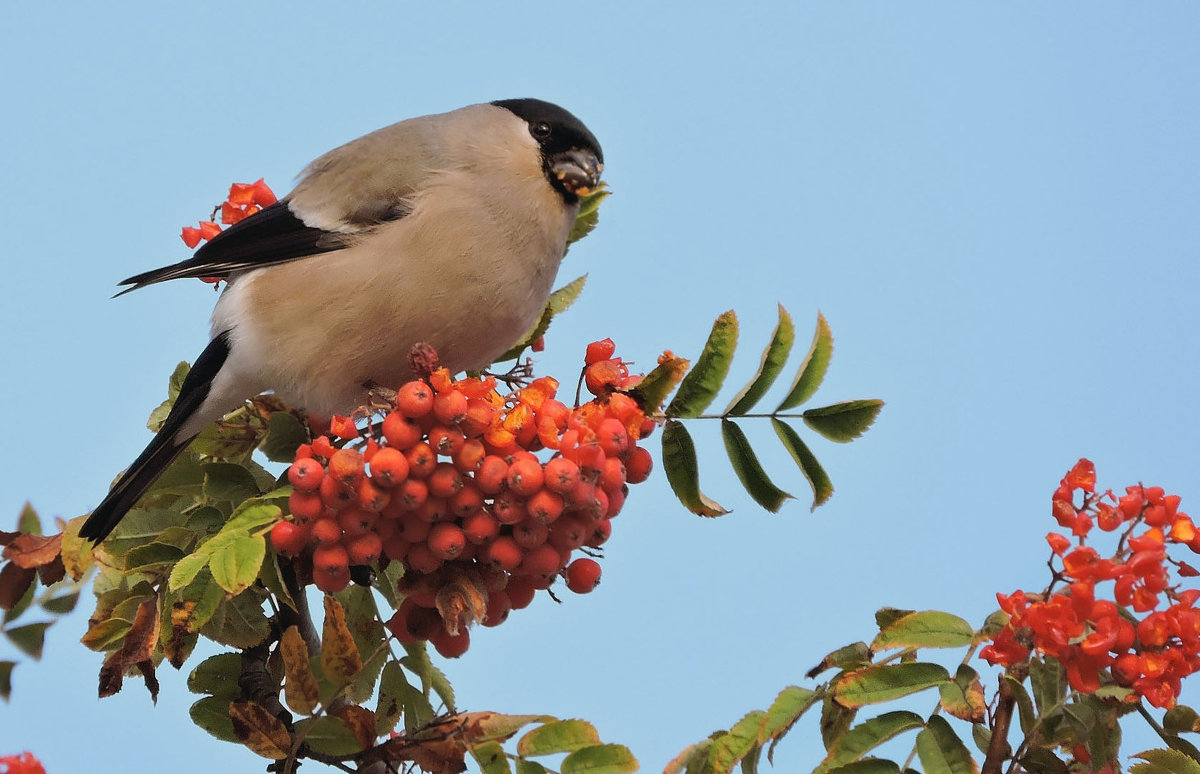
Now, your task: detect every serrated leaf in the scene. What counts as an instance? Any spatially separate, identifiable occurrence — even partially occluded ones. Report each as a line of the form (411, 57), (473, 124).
(726, 304), (795, 415)
(818, 712), (925, 773)
(375, 661), (408, 736)
(200, 589), (270, 648)
(230, 700), (292, 759)
(661, 420), (728, 517)
(259, 411), (309, 463)
(220, 501), (282, 535)
(209, 534), (266, 595)
(915, 716), (978, 774)
(760, 686), (819, 758)
(561, 743), (638, 774)
(190, 696), (239, 742)
(472, 741), (512, 774)
(187, 652), (243, 698)
(297, 716), (364, 756)
(721, 420), (793, 512)
(1133, 749), (1200, 774)
(631, 356), (690, 414)
(330, 704), (377, 750)
(1029, 656), (1068, 716)
(123, 541), (185, 573)
(802, 400), (884, 443)
(771, 419), (833, 510)
(708, 711), (765, 773)
(4, 622), (49, 659)
(939, 665), (986, 724)
(872, 610), (975, 651)
(834, 663), (950, 708)
(202, 462), (263, 503)
(168, 552), (210, 592)
(778, 311), (833, 410)
(280, 626), (320, 715)
(518, 719), (601, 756)
(667, 310), (738, 418)
(1004, 675), (1036, 735)
(322, 596), (363, 686)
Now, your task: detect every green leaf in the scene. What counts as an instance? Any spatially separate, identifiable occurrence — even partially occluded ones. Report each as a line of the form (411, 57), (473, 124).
(631, 355), (690, 414)
(0, 660), (13, 701)
(818, 711), (925, 773)
(472, 741), (512, 774)
(915, 716), (978, 774)
(1166, 706), (1200, 735)
(519, 719), (602, 756)
(667, 310), (739, 418)
(820, 696), (857, 751)
(1004, 675), (1036, 735)
(833, 663), (950, 708)
(123, 542), (186, 573)
(208, 534), (266, 595)
(771, 419), (833, 510)
(561, 743), (638, 774)
(721, 420), (793, 512)
(168, 552), (210, 592)
(708, 711), (765, 773)
(759, 686), (819, 756)
(802, 400), (884, 443)
(1029, 656), (1068, 716)
(871, 610), (975, 651)
(938, 665), (986, 724)
(200, 589), (270, 648)
(810, 643), (872, 678)
(39, 591), (81, 615)
(824, 761), (901, 774)
(188, 652), (244, 698)
(4, 622), (50, 660)
(374, 661), (408, 736)
(1132, 748), (1200, 774)
(296, 716), (362, 756)
(517, 761), (550, 774)
(221, 502), (282, 535)
(497, 275), (589, 361)
(202, 462), (264, 503)
(259, 412), (309, 463)
(661, 420), (728, 516)
(726, 304), (795, 415)
(16, 502), (41, 535)
(189, 695), (239, 743)
(567, 185), (610, 245)
(778, 311), (833, 410)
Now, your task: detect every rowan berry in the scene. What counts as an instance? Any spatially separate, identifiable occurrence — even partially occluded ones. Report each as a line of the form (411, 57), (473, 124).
(357, 477), (391, 512)
(347, 531), (383, 565)
(382, 412), (422, 450)
(482, 536), (523, 572)
(507, 456), (545, 496)
(313, 565), (350, 593)
(565, 558), (602, 593)
(625, 446), (653, 484)
(483, 589), (512, 627)
(397, 380), (434, 418)
(585, 338), (616, 364)
(428, 462), (464, 498)
(543, 456), (580, 494)
(387, 599), (441, 643)
(513, 519), (549, 550)
(270, 521), (308, 556)
(431, 626), (470, 658)
(433, 389), (469, 425)
(288, 457), (325, 491)
(527, 489), (564, 524)
(459, 399), (496, 438)
(311, 435), (337, 460)
(548, 517), (589, 552)
(328, 448), (365, 486)
(313, 544), (349, 575)
(320, 474), (357, 511)
(405, 442), (437, 478)
(415, 497), (449, 524)
(393, 478), (429, 512)
(395, 513), (431, 543)
(462, 510), (500, 544)
(475, 455), (510, 494)
(406, 543), (443, 574)
(605, 487), (626, 519)
(585, 519), (612, 548)
(449, 484), (484, 520)
(288, 490), (324, 521)
(382, 535), (411, 562)
(429, 425), (466, 457)
(426, 522), (467, 561)
(369, 447), (410, 487)
(520, 544), (564, 581)
(329, 415), (359, 440)
(311, 518), (343, 545)
(584, 359), (622, 395)
(600, 457), (627, 493)
(492, 493), (528, 525)
(338, 508), (378, 537)
(506, 575), (537, 609)
(596, 417), (630, 458)
(452, 438), (486, 473)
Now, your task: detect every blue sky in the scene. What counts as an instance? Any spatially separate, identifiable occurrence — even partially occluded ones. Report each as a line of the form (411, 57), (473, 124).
(3, 3), (1200, 771)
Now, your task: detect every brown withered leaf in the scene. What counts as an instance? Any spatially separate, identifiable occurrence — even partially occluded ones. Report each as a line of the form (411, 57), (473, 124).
(3, 533), (62, 568)
(280, 625), (320, 715)
(330, 704), (378, 750)
(229, 700), (293, 760)
(322, 596), (363, 686)
(98, 599), (162, 701)
(460, 712), (555, 744)
(37, 557), (66, 586)
(0, 563), (36, 610)
(0, 530), (19, 547)
(361, 714), (469, 772)
(435, 571), (488, 636)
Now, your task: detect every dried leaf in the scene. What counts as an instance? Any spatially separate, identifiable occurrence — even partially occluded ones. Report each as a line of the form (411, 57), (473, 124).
(98, 599), (162, 701)
(280, 625), (320, 715)
(0, 563), (36, 611)
(229, 700), (293, 760)
(2, 533), (62, 568)
(330, 704), (377, 750)
(322, 596), (363, 685)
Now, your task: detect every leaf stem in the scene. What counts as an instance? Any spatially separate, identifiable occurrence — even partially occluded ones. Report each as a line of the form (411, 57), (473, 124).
(1136, 701), (1172, 746)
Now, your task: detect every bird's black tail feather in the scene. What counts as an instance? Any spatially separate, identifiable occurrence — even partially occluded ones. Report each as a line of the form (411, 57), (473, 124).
(80, 331), (233, 543)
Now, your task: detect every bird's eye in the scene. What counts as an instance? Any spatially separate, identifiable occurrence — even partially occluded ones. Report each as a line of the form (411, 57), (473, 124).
(531, 121), (552, 140)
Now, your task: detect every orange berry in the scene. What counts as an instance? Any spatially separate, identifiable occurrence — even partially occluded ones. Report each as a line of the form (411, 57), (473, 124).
(313, 543), (349, 574)
(397, 380), (435, 418)
(600, 457), (626, 493)
(459, 399), (496, 438)
(433, 390), (469, 425)
(270, 521), (308, 556)
(347, 531), (383, 565)
(329, 414), (359, 440)
(357, 477), (391, 512)
(338, 508), (378, 537)
(288, 490), (324, 521)
(328, 448), (365, 486)
(414, 497), (449, 524)
(596, 417), (630, 458)
(548, 517), (590, 552)
(449, 484), (484, 520)
(396, 512), (431, 543)
(543, 456), (580, 494)
(428, 425), (466, 457)
(492, 493), (528, 525)
(312, 518), (342, 545)
(565, 558), (601, 593)
(406, 543), (443, 574)
(520, 544), (563, 581)
(313, 566), (350, 593)
(507, 456), (545, 497)
(585, 338), (616, 365)
(475, 455), (510, 494)
(482, 589), (512, 627)
(506, 575), (537, 609)
(452, 438), (486, 473)
(288, 457), (326, 491)
(369, 447), (410, 487)
(605, 486), (626, 519)
(382, 535), (411, 562)
(585, 519), (612, 548)
(320, 473), (356, 511)
(513, 518), (549, 549)
(382, 412), (422, 450)
(462, 510), (500, 544)
(391, 477), (429, 512)
(405, 442), (437, 478)
(527, 489), (564, 524)
(482, 536), (523, 572)
(427, 462), (464, 498)
(428, 523), (467, 561)
(311, 435), (336, 460)
(625, 446), (653, 484)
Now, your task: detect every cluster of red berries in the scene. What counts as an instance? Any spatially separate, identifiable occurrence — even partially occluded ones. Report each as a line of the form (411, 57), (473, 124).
(981, 459), (1200, 708)
(0, 752), (45, 774)
(179, 179), (278, 249)
(270, 340), (653, 657)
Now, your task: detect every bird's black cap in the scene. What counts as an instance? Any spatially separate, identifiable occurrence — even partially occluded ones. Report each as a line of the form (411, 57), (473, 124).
(492, 98), (603, 164)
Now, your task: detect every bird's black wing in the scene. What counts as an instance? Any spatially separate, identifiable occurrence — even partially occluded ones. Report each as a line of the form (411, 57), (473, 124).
(115, 201), (353, 295)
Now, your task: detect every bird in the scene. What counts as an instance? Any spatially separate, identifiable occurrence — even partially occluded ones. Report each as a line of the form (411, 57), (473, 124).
(79, 98), (604, 544)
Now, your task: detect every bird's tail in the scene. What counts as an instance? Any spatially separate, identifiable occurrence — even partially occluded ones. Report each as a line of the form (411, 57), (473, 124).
(80, 331), (233, 543)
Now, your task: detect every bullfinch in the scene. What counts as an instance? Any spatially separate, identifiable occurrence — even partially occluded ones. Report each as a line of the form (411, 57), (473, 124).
(79, 98), (604, 543)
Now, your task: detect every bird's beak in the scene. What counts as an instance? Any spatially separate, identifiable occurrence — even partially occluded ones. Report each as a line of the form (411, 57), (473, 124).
(549, 149), (603, 196)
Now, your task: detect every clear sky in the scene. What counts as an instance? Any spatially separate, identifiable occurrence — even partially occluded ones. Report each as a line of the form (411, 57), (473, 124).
(3, 3), (1199, 771)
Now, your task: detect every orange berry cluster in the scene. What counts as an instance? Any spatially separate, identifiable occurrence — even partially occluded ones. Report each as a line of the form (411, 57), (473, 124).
(179, 178), (277, 249)
(272, 341), (654, 658)
(982, 459), (1200, 708)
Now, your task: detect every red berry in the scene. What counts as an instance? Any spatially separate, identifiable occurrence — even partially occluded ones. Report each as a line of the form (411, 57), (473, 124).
(313, 566), (350, 593)
(513, 519), (549, 549)
(427, 523), (466, 561)
(382, 412), (422, 450)
(428, 425), (466, 457)
(382, 535), (411, 562)
(396, 513), (431, 543)
(347, 531), (383, 565)
(320, 474), (356, 511)
(427, 462), (464, 498)
(415, 497), (449, 524)
(405, 442), (437, 478)
(520, 544), (563, 580)
(462, 510), (500, 544)
(312, 518), (342, 545)
(506, 575), (537, 609)
(397, 380), (434, 418)
(507, 456), (545, 496)
(527, 489), (564, 524)
(328, 448), (365, 486)
(476, 455), (510, 494)
(431, 627), (470, 658)
(459, 399), (495, 438)
(357, 477), (391, 512)
(338, 508), (378, 537)
(543, 456), (580, 494)
(585, 338), (616, 365)
(483, 536), (523, 572)
(406, 543), (443, 574)
(393, 478), (429, 512)
(548, 517), (590, 552)
(596, 418), (630, 458)
(288, 457), (326, 491)
(452, 438), (486, 473)
(288, 490), (324, 521)
(387, 599), (441, 643)
(585, 519), (612, 548)
(449, 484), (484, 520)
(369, 447), (410, 487)
(625, 446), (653, 484)
(483, 590), (512, 627)
(433, 390), (469, 425)
(492, 493), (527, 525)
(600, 457), (626, 493)
(270, 521), (308, 556)
(313, 544), (349, 575)
(565, 558), (601, 593)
